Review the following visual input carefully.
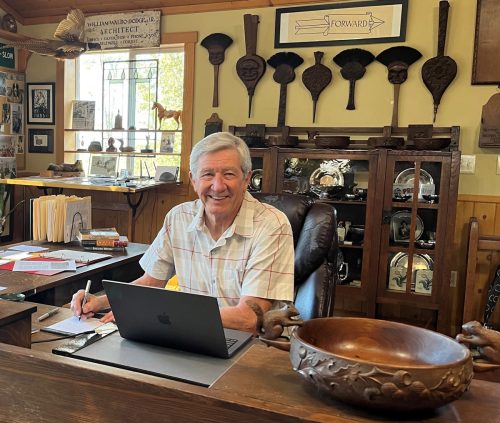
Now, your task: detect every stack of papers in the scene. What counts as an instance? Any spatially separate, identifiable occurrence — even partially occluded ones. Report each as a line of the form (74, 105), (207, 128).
(32, 195), (92, 243)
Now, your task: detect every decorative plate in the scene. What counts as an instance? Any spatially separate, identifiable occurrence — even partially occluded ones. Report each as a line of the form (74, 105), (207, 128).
(309, 167), (344, 188)
(395, 168), (434, 185)
(394, 168), (434, 200)
(390, 252), (434, 271)
(249, 169), (263, 192)
(390, 210), (424, 242)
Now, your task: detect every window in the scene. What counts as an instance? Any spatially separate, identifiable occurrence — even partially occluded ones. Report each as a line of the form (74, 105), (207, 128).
(72, 46), (184, 177)
(60, 32), (196, 185)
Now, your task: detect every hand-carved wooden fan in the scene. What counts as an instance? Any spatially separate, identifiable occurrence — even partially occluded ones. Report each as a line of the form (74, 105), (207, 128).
(301, 51), (332, 123)
(333, 48), (374, 111)
(201, 33), (233, 107)
(376, 46), (422, 128)
(267, 52), (303, 127)
(236, 14), (266, 118)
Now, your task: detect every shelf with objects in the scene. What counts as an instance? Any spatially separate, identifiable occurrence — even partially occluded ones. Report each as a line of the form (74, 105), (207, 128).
(230, 124), (460, 333)
(64, 58), (183, 180)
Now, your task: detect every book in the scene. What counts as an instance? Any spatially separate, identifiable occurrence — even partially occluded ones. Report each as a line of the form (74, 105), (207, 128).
(82, 246), (126, 252)
(80, 236), (128, 247)
(72, 100), (96, 130)
(77, 227), (120, 241)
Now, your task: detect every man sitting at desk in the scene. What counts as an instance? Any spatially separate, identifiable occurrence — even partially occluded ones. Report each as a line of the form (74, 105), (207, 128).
(71, 132), (294, 332)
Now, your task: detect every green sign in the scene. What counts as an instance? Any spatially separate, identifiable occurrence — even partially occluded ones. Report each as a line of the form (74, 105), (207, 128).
(0, 43), (15, 69)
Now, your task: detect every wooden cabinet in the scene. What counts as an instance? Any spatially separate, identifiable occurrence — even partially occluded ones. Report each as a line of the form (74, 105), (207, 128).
(238, 125), (460, 334)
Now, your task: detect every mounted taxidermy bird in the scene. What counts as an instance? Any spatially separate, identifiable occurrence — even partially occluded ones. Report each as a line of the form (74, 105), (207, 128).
(0, 9), (100, 60)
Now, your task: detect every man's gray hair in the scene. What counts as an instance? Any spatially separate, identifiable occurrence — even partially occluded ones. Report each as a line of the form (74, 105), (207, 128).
(189, 132), (252, 177)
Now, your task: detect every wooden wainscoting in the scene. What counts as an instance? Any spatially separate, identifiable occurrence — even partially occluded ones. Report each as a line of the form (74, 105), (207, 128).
(452, 194), (500, 334)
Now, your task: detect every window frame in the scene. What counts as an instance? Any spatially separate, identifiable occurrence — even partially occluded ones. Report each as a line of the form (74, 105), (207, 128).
(57, 31), (197, 188)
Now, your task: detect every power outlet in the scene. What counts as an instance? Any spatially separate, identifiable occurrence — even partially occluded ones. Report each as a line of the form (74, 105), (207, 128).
(460, 155), (476, 174)
(450, 270), (458, 288)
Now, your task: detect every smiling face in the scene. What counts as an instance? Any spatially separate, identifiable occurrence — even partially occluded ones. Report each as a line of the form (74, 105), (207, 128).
(190, 148), (251, 235)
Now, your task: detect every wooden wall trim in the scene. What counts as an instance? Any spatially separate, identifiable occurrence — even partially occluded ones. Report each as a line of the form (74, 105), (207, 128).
(459, 194), (500, 203)
(12, 0), (338, 25)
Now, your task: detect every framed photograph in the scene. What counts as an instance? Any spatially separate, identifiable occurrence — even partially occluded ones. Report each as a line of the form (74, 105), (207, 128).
(89, 154), (118, 177)
(28, 128), (54, 153)
(390, 211), (424, 243)
(27, 82), (55, 124)
(159, 132), (175, 153)
(472, 0), (500, 84)
(274, 0), (408, 48)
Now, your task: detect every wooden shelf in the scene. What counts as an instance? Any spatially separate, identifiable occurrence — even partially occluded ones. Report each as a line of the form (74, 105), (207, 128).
(64, 150), (181, 157)
(64, 129), (182, 133)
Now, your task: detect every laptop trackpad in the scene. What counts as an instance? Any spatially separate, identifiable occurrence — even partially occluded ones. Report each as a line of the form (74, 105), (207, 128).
(73, 332), (251, 387)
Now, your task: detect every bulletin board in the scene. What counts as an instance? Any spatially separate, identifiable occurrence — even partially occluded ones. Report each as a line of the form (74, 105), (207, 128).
(0, 70), (24, 171)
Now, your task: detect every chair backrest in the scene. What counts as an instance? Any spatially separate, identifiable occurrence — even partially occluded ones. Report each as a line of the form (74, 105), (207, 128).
(252, 193), (338, 320)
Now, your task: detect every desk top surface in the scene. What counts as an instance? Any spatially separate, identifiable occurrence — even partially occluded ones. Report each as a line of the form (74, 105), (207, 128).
(0, 240), (148, 296)
(24, 305), (500, 423)
(0, 176), (172, 193)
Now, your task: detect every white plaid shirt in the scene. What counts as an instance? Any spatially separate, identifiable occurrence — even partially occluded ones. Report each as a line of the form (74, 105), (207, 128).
(139, 191), (294, 307)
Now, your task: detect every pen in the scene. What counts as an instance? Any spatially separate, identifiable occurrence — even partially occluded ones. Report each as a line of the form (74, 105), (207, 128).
(37, 308), (59, 322)
(79, 279), (92, 321)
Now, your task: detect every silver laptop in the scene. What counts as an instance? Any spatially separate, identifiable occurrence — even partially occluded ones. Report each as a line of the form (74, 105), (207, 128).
(102, 280), (253, 359)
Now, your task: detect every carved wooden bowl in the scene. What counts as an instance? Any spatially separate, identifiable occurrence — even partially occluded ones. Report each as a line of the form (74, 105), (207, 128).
(414, 138), (451, 151)
(289, 317), (473, 412)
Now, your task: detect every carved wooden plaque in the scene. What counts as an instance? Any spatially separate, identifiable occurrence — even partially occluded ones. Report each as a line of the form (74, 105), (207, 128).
(472, 0), (500, 84)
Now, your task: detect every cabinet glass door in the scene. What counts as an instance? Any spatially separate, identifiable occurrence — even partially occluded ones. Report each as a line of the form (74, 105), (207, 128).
(276, 148), (378, 318)
(377, 151), (451, 328)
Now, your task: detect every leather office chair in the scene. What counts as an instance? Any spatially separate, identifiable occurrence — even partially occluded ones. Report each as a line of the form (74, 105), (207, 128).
(253, 193), (339, 320)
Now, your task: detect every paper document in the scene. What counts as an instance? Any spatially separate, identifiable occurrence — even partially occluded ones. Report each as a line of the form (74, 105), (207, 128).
(42, 250), (111, 264)
(9, 245), (49, 253)
(0, 251), (31, 260)
(12, 260), (77, 272)
(42, 316), (106, 335)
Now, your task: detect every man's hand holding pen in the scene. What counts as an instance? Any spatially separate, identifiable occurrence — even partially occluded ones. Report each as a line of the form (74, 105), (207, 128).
(70, 282), (115, 323)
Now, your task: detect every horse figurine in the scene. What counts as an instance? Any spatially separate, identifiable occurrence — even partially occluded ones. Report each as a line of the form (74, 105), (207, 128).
(152, 102), (182, 130)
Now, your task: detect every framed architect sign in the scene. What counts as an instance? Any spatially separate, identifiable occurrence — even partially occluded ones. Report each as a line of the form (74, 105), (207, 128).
(275, 0), (408, 48)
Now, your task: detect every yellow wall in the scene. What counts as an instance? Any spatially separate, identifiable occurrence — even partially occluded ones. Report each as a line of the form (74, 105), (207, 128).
(18, 0), (500, 195)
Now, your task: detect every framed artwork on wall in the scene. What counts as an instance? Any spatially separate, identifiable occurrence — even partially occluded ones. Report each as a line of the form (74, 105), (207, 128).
(28, 128), (54, 153)
(27, 82), (55, 124)
(274, 0), (408, 48)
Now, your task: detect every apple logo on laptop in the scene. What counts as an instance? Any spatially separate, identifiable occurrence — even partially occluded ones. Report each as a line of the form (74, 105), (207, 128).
(157, 313), (171, 325)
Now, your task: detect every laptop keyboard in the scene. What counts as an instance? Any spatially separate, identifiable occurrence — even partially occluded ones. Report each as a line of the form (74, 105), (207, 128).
(226, 337), (237, 349)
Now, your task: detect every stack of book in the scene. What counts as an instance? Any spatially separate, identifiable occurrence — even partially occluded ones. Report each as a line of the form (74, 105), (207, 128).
(77, 227), (128, 251)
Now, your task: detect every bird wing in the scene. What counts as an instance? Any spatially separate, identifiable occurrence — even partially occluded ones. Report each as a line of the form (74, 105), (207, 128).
(0, 38), (57, 56)
(54, 8), (85, 42)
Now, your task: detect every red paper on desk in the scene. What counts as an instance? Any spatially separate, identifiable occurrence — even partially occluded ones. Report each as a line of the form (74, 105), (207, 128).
(0, 257), (86, 276)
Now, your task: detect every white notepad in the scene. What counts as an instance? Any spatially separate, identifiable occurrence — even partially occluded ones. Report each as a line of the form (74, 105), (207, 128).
(42, 316), (105, 336)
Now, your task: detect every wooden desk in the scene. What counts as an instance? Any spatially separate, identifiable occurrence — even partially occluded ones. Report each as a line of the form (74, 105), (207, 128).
(0, 240), (147, 306)
(20, 305), (500, 422)
(0, 176), (176, 241)
(0, 301), (36, 348)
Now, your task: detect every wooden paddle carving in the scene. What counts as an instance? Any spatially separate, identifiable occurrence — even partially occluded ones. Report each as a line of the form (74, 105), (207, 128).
(421, 0), (457, 122)
(301, 51), (332, 122)
(201, 33), (233, 108)
(236, 14), (266, 118)
(267, 52), (303, 127)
